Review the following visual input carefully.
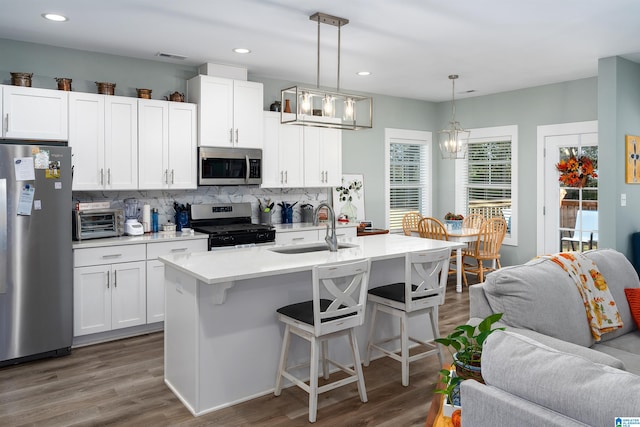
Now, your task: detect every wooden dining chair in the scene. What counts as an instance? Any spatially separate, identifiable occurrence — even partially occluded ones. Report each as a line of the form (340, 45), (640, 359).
(418, 217), (456, 276)
(402, 212), (423, 236)
(461, 217), (507, 286)
(417, 217), (449, 240)
(462, 213), (484, 230)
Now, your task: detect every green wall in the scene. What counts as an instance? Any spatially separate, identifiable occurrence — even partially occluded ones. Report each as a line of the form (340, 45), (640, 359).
(598, 56), (640, 261)
(435, 78), (598, 265)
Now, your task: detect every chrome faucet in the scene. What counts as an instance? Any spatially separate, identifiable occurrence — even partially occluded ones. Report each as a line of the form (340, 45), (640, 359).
(313, 202), (338, 252)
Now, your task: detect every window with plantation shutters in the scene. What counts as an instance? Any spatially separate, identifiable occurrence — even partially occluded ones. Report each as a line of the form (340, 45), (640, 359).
(455, 125), (518, 245)
(385, 129), (432, 232)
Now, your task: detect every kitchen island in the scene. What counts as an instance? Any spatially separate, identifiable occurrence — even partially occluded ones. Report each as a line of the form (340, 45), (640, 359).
(159, 234), (462, 416)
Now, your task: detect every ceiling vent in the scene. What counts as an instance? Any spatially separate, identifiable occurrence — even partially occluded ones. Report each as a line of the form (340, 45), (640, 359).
(155, 52), (187, 60)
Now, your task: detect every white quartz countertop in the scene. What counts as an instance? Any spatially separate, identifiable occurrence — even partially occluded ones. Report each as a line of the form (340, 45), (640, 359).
(159, 234), (463, 285)
(273, 222), (356, 232)
(72, 231), (209, 249)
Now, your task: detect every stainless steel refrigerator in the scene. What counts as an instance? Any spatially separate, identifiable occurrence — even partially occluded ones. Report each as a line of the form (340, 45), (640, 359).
(0, 141), (72, 366)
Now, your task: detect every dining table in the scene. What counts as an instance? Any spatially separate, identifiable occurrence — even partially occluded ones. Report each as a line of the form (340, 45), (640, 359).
(446, 227), (480, 293)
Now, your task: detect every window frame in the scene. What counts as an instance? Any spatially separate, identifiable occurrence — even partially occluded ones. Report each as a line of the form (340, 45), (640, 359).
(384, 128), (432, 232)
(454, 125), (518, 246)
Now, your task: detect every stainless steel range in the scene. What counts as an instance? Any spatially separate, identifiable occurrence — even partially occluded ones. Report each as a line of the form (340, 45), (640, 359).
(189, 202), (275, 249)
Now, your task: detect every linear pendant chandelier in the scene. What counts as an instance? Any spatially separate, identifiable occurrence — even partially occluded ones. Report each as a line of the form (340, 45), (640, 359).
(438, 74), (470, 159)
(281, 12), (373, 130)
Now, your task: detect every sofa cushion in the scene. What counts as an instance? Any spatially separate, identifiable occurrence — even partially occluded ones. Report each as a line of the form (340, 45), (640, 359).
(482, 330), (640, 427)
(624, 288), (640, 329)
(584, 249), (640, 341)
(483, 257), (595, 347)
(592, 331), (640, 375)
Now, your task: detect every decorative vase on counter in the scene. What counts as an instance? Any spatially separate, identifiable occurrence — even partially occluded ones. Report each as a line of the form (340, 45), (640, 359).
(340, 201), (357, 222)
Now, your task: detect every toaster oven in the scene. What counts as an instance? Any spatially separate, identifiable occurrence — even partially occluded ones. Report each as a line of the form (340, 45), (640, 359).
(72, 209), (125, 241)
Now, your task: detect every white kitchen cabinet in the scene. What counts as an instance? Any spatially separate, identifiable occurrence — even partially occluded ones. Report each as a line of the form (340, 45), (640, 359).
(69, 93), (137, 190)
(145, 239), (207, 323)
(187, 75), (263, 148)
(138, 99), (197, 189)
(73, 244), (147, 336)
(1, 85), (68, 140)
(303, 127), (342, 187)
(261, 112), (304, 188)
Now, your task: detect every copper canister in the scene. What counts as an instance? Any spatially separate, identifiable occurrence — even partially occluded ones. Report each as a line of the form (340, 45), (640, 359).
(10, 72), (33, 87)
(55, 77), (72, 91)
(95, 81), (116, 95)
(136, 88), (152, 99)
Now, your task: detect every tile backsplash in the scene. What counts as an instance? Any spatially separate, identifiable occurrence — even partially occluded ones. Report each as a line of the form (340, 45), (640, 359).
(73, 186), (332, 225)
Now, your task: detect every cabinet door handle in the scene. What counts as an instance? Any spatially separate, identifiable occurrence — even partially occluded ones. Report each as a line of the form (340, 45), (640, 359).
(171, 248), (188, 253)
(107, 168), (111, 185)
(106, 270), (110, 288)
(100, 168), (104, 185)
(280, 171), (284, 184)
(171, 169), (175, 184)
(292, 237), (305, 241)
(102, 254), (123, 259)
(235, 129), (239, 145)
(114, 270), (117, 287)
(324, 171), (328, 183)
(5, 113), (9, 132)
(164, 169), (168, 184)
(229, 128), (234, 145)
(285, 171), (288, 184)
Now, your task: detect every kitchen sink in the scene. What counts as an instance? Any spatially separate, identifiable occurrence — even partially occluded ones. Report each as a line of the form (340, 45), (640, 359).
(269, 242), (359, 254)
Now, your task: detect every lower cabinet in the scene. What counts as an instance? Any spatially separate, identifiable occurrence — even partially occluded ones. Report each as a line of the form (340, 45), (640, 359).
(274, 226), (357, 245)
(73, 238), (207, 338)
(73, 245), (147, 337)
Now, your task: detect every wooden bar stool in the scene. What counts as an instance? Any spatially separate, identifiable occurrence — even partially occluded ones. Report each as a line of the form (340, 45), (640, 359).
(364, 248), (450, 386)
(274, 258), (371, 423)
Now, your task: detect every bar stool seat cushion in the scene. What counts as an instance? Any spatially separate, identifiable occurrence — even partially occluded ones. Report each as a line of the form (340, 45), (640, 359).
(369, 283), (437, 304)
(277, 299), (350, 325)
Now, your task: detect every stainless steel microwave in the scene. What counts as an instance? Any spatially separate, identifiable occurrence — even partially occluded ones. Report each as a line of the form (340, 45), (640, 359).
(198, 147), (262, 185)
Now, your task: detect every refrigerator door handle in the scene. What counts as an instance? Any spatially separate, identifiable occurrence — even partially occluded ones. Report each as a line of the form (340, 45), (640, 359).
(0, 179), (6, 294)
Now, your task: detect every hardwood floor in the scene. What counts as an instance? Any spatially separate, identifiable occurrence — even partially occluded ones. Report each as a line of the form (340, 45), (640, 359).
(0, 279), (469, 426)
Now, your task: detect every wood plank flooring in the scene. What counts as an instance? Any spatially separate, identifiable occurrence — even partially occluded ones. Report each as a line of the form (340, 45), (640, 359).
(0, 279), (469, 426)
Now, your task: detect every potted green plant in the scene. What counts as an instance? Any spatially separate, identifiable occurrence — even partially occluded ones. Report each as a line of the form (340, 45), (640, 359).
(435, 367), (462, 417)
(435, 312), (504, 383)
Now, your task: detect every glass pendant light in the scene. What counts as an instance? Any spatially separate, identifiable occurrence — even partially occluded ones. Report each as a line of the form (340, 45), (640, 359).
(438, 75), (470, 160)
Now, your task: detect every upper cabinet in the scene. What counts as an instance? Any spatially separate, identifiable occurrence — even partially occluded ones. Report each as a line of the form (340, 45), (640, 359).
(261, 112), (304, 188)
(138, 100), (197, 190)
(303, 127), (342, 187)
(69, 93), (137, 191)
(1, 85), (68, 140)
(187, 75), (263, 148)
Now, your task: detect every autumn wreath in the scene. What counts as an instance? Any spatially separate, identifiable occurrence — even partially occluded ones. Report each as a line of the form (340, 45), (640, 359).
(556, 155), (597, 188)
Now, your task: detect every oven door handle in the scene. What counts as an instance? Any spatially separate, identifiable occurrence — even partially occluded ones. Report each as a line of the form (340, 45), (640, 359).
(245, 155), (250, 183)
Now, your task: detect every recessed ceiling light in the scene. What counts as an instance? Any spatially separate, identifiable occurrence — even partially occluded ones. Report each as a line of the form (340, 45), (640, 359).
(233, 48), (251, 54)
(42, 13), (68, 22)
(356, 71), (371, 76)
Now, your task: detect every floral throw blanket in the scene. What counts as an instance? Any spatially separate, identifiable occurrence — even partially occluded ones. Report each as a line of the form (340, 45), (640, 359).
(541, 252), (623, 341)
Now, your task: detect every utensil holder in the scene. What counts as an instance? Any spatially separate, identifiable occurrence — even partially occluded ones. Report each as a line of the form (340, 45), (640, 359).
(281, 207), (293, 224)
(260, 211), (273, 225)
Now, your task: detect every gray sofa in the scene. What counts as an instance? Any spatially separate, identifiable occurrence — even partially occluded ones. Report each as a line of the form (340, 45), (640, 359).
(464, 248), (640, 426)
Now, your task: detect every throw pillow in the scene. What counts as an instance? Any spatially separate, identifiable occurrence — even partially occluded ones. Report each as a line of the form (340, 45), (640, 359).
(624, 287), (640, 329)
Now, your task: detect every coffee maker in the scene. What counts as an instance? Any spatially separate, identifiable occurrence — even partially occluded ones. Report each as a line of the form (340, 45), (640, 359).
(123, 198), (144, 236)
